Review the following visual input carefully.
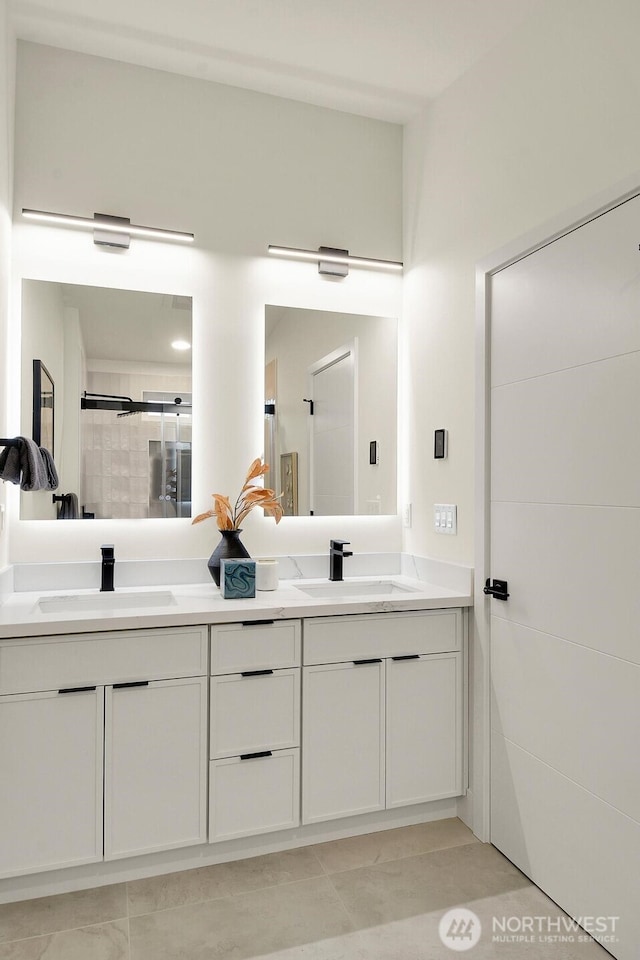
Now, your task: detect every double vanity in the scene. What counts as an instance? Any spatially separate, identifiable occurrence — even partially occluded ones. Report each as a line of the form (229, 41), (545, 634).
(0, 559), (472, 903)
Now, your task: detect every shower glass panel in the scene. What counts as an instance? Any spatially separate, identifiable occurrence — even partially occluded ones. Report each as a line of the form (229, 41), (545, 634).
(80, 392), (192, 520)
(147, 394), (192, 518)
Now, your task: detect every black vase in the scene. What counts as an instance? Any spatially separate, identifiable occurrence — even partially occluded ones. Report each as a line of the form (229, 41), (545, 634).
(208, 529), (251, 587)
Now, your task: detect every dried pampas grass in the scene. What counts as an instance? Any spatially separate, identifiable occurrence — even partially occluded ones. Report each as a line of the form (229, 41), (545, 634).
(192, 457), (283, 530)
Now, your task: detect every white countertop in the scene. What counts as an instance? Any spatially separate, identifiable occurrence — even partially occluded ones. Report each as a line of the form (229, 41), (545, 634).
(0, 575), (472, 639)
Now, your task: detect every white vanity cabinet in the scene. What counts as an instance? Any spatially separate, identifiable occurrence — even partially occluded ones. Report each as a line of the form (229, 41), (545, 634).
(303, 659), (386, 823)
(104, 675), (208, 860)
(0, 686), (104, 879)
(209, 620), (301, 842)
(385, 652), (462, 808)
(0, 600), (467, 890)
(302, 610), (464, 825)
(0, 625), (208, 879)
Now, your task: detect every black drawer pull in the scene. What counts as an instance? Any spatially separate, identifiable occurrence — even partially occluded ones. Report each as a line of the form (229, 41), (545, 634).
(58, 685), (96, 694)
(241, 669), (274, 677)
(241, 620), (275, 626)
(353, 658), (382, 665)
(392, 654), (420, 661)
(112, 681), (150, 689)
(240, 750), (273, 760)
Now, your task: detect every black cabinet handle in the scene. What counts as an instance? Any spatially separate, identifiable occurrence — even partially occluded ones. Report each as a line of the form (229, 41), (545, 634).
(353, 658), (382, 665)
(241, 620), (275, 626)
(112, 681), (150, 689)
(240, 669), (274, 677)
(240, 750), (273, 760)
(391, 654), (420, 661)
(58, 685), (96, 694)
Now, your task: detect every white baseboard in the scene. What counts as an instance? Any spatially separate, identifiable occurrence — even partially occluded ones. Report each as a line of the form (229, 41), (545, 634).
(456, 788), (474, 832)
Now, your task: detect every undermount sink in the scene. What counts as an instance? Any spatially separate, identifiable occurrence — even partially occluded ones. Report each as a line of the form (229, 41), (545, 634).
(293, 579), (420, 599)
(37, 590), (177, 614)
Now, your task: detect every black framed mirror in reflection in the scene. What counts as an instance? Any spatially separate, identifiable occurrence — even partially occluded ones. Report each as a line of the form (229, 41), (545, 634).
(264, 305), (397, 517)
(20, 280), (192, 521)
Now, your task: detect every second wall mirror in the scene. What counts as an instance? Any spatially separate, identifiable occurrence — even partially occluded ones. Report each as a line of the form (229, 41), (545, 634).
(265, 305), (397, 517)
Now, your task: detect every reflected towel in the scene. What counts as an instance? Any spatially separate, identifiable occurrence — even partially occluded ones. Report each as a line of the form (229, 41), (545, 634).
(57, 492), (79, 519)
(0, 437), (50, 491)
(40, 447), (59, 490)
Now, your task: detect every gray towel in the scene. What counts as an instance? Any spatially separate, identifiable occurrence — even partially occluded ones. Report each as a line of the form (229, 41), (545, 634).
(58, 492), (79, 519)
(40, 447), (59, 490)
(0, 444), (21, 484)
(0, 437), (53, 491)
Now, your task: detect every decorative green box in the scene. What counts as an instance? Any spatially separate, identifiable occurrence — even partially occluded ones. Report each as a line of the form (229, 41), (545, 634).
(220, 558), (256, 599)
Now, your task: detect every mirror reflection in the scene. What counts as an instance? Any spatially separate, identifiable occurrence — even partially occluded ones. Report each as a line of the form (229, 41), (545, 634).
(20, 281), (192, 520)
(265, 305), (397, 517)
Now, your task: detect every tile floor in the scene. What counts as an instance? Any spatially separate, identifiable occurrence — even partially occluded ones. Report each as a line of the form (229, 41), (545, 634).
(0, 819), (612, 959)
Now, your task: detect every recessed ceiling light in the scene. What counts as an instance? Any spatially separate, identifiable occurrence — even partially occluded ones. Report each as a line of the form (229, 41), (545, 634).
(171, 339), (191, 351)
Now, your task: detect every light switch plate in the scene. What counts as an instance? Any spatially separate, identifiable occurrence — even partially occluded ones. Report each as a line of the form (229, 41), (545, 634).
(434, 503), (457, 535)
(402, 503), (412, 528)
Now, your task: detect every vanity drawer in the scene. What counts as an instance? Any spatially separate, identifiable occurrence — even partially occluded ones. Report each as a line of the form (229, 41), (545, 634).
(303, 609), (462, 665)
(209, 749), (300, 842)
(210, 621), (300, 675)
(210, 670), (300, 759)
(0, 626), (208, 695)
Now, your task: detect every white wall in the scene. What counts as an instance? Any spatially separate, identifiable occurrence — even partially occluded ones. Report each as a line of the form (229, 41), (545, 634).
(9, 42), (403, 563)
(20, 2), (640, 568)
(0, 0), (15, 570)
(403, 0), (640, 563)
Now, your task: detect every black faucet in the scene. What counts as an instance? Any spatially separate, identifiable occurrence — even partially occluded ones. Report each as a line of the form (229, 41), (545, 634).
(329, 539), (353, 581)
(100, 544), (115, 592)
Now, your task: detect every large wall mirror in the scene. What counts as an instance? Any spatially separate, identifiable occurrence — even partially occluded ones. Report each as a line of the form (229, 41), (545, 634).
(265, 305), (397, 517)
(20, 280), (192, 520)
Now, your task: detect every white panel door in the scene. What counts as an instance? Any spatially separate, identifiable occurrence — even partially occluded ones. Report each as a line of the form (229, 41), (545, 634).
(104, 677), (208, 859)
(302, 660), (385, 824)
(386, 653), (462, 808)
(309, 344), (355, 515)
(489, 192), (640, 960)
(0, 687), (103, 878)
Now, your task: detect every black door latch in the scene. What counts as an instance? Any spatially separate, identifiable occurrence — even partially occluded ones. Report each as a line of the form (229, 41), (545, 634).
(484, 578), (509, 601)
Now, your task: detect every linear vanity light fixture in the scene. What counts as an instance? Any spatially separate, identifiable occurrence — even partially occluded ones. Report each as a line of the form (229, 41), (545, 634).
(22, 209), (195, 248)
(268, 244), (403, 277)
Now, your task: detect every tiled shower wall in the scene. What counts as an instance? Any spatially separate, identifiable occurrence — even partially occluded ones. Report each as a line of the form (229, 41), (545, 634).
(81, 369), (191, 519)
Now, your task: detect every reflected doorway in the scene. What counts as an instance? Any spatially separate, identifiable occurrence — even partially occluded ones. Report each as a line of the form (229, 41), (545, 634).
(309, 344), (356, 516)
